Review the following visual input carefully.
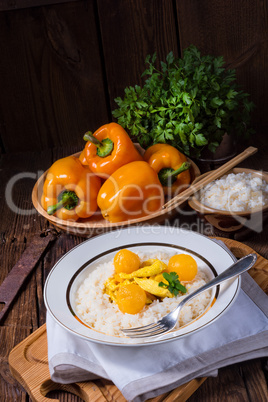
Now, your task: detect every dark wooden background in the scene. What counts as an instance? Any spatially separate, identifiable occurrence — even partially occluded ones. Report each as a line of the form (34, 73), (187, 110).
(1, 1), (268, 402)
(0, 0), (267, 155)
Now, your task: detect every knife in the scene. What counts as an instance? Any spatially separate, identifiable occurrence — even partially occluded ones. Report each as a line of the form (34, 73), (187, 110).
(0, 230), (58, 324)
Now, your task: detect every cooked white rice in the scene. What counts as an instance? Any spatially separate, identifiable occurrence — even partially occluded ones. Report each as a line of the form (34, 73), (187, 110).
(199, 172), (268, 212)
(75, 250), (212, 337)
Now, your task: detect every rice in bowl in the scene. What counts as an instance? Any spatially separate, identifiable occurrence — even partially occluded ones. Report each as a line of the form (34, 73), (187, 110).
(198, 172), (268, 212)
(75, 250), (213, 337)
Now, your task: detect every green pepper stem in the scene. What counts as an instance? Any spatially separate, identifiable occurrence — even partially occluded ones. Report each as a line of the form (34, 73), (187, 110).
(83, 131), (114, 157)
(167, 161), (191, 178)
(47, 199), (65, 215)
(158, 161), (191, 186)
(83, 132), (102, 146)
(47, 191), (79, 215)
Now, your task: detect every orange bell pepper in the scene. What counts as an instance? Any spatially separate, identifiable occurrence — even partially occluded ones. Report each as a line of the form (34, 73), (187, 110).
(97, 161), (164, 223)
(79, 122), (143, 177)
(41, 156), (101, 221)
(143, 144), (191, 195)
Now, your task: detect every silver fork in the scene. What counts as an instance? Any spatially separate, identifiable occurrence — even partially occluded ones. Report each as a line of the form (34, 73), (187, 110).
(121, 253), (257, 338)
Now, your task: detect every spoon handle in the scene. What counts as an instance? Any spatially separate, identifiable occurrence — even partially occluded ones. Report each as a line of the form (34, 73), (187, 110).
(180, 253), (257, 307)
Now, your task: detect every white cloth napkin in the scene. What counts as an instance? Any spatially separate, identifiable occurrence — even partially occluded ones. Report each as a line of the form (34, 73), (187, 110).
(47, 244), (268, 402)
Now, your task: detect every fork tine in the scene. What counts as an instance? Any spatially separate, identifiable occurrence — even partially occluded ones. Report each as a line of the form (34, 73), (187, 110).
(122, 323), (167, 336)
(122, 326), (169, 338)
(122, 321), (163, 333)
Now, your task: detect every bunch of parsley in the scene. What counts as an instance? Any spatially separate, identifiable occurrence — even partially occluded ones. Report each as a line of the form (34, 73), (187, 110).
(112, 46), (255, 158)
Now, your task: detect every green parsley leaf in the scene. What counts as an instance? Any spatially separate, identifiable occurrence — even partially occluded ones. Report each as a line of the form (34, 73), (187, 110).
(195, 133), (208, 146)
(158, 272), (187, 296)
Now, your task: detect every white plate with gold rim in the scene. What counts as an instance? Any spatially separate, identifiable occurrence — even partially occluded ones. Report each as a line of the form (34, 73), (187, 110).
(44, 227), (239, 346)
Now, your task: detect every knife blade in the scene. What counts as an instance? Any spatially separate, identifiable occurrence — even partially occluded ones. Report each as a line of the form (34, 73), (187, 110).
(0, 231), (57, 324)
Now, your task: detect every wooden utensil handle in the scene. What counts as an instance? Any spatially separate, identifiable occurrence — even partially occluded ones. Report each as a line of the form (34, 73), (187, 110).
(163, 146), (258, 210)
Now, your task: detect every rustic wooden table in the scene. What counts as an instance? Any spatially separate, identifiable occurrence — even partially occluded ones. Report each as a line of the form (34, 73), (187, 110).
(1, 139), (268, 401)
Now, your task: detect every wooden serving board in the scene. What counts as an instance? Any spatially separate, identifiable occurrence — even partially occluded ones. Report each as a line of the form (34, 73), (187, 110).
(8, 238), (268, 402)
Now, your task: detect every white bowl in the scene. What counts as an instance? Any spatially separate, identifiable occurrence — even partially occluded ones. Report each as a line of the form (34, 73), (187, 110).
(44, 226), (239, 346)
(188, 168), (268, 232)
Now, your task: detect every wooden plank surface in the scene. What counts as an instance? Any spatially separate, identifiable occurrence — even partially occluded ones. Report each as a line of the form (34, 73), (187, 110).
(97, 0), (179, 112)
(0, 1), (268, 154)
(175, 0), (268, 129)
(0, 1), (78, 12)
(1, 140), (268, 400)
(0, 2), (109, 153)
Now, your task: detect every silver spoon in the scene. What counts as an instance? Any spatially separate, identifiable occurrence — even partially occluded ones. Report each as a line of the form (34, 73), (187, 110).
(122, 253), (257, 338)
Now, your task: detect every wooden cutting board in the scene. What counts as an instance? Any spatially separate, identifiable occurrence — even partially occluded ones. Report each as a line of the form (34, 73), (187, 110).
(8, 238), (268, 402)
